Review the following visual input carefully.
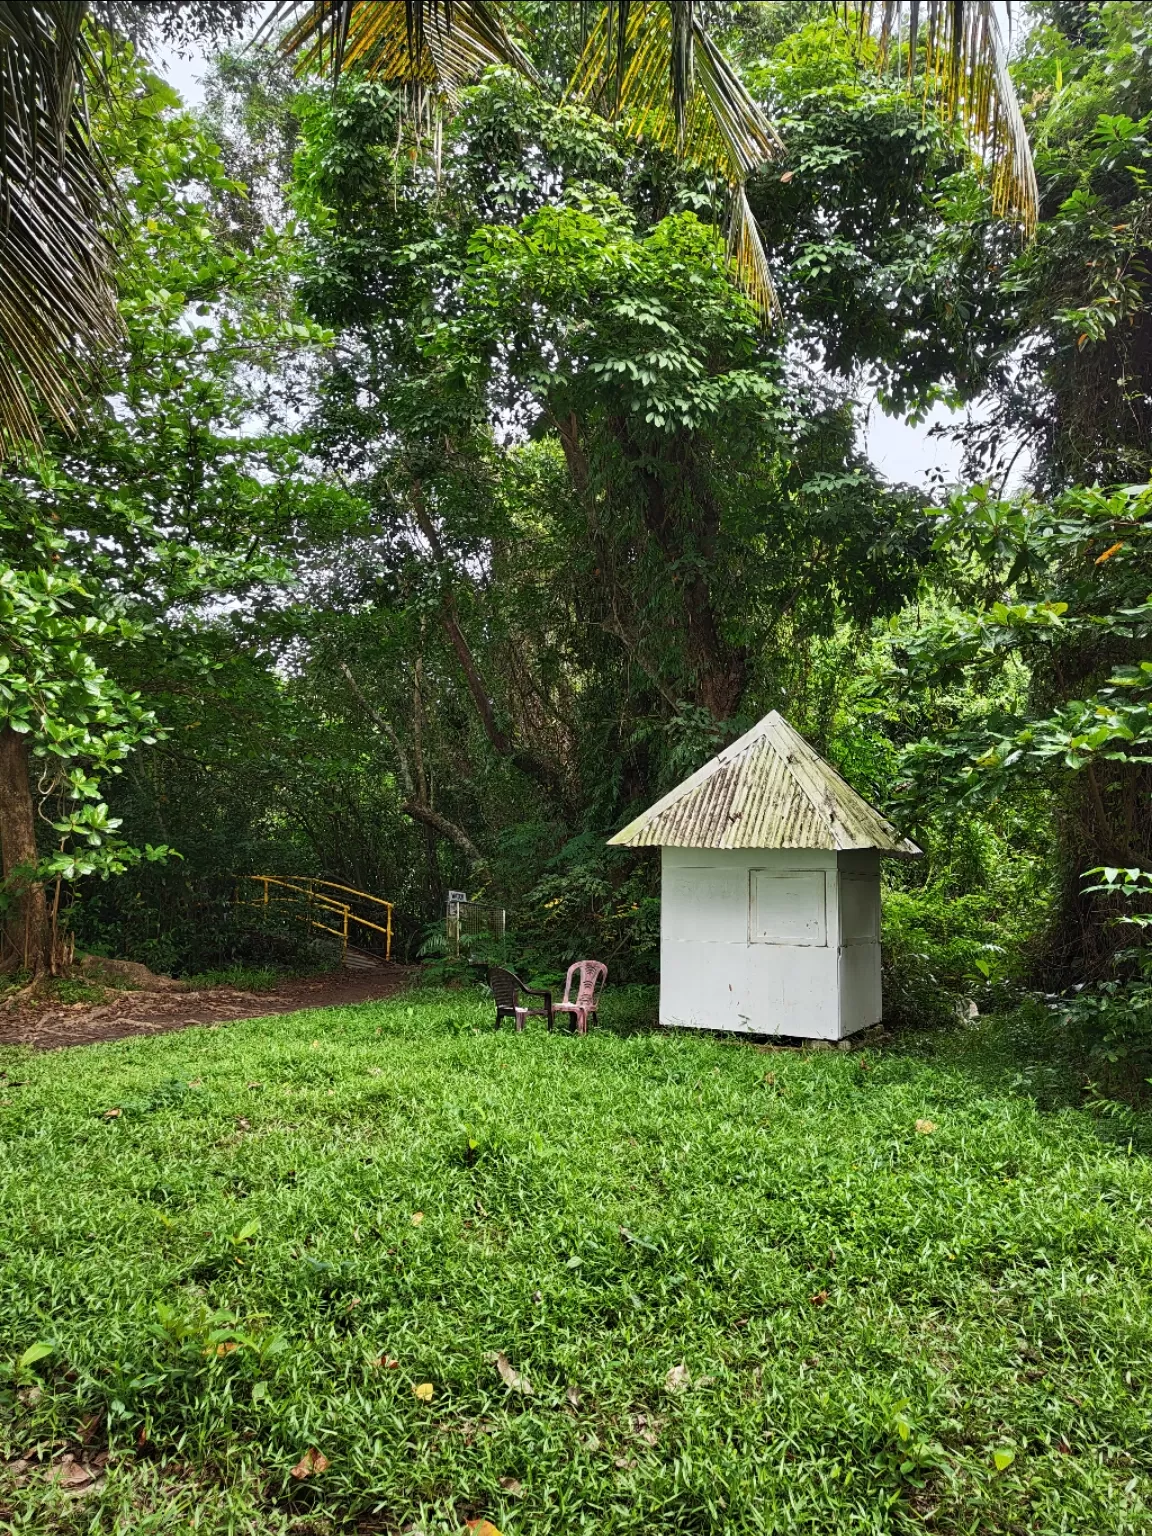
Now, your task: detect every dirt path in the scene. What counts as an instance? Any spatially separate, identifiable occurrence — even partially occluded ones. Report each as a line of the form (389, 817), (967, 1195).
(0, 967), (413, 1051)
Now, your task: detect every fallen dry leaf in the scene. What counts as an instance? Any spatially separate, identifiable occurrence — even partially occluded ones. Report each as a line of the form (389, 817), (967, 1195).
(915, 1119), (937, 1135)
(565, 1384), (582, 1410)
(464, 1522), (503, 1536)
(487, 1351), (533, 1395)
(246, 1081), (263, 1089)
(78, 1412), (103, 1444)
(311, 1040), (321, 1049)
(614, 1455), (638, 1471)
(410, 1211), (424, 1226)
(290, 1447), (329, 1480)
(498, 1476), (523, 1494)
(103, 1107), (122, 1119)
(664, 1363), (690, 1393)
(630, 1414), (659, 1447)
(376, 1355), (400, 1369)
(413, 1382), (434, 1403)
(235, 1117), (251, 1131)
(809, 1289), (829, 1307)
(49, 1456), (95, 1489)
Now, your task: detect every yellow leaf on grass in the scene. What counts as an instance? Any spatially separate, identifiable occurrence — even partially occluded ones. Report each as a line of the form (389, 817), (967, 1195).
(411, 1211), (424, 1226)
(413, 1382), (434, 1402)
(915, 1119), (937, 1134)
(103, 1108), (122, 1119)
(290, 1447), (329, 1480)
(993, 1447), (1015, 1472)
(465, 1522), (503, 1536)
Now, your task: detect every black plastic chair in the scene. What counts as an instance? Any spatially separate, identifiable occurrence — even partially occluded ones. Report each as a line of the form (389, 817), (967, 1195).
(489, 966), (553, 1032)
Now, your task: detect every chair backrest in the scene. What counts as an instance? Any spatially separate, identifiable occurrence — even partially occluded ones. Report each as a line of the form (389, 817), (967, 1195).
(489, 967), (523, 1009)
(563, 960), (607, 1009)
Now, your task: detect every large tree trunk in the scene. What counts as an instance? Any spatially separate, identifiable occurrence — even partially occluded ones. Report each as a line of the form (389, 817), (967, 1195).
(631, 453), (747, 722)
(410, 493), (572, 806)
(556, 404), (748, 720)
(0, 725), (52, 974)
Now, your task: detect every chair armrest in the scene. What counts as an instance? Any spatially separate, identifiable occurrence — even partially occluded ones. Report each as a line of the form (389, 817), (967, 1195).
(521, 986), (552, 1007)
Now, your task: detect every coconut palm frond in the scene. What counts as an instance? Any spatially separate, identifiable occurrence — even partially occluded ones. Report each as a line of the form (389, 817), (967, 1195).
(668, 0), (692, 149)
(692, 21), (783, 178)
(0, 1), (120, 457)
(849, 0), (1038, 233)
(266, 0), (540, 98)
(567, 1), (780, 177)
(567, 1), (783, 324)
(728, 183), (780, 326)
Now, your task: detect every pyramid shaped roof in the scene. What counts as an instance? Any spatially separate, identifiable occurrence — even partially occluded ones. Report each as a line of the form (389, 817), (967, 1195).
(608, 711), (921, 856)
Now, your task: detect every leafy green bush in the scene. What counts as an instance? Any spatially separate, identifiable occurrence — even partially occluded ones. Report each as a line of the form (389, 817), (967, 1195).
(880, 820), (1049, 1030)
(1059, 979), (1152, 1078)
(512, 836), (660, 982)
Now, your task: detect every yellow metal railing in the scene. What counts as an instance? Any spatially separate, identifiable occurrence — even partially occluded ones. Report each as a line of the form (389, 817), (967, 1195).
(236, 876), (393, 962)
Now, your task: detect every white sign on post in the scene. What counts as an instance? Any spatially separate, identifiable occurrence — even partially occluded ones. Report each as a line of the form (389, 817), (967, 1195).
(447, 890), (467, 904)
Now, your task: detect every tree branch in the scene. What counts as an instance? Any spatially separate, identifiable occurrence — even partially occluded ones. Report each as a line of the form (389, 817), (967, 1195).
(337, 660), (415, 801)
(401, 799), (489, 877)
(338, 659), (491, 881)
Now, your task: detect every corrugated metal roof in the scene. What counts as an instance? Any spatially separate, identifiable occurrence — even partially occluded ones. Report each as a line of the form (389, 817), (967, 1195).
(608, 711), (922, 856)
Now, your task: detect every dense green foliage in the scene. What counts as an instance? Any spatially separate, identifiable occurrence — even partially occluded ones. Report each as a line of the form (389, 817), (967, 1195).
(0, 2), (1147, 1062)
(5, 993), (1152, 1533)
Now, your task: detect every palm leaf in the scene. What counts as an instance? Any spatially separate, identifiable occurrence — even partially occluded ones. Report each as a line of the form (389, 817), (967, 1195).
(0, 1), (120, 457)
(266, 0), (540, 98)
(567, 1), (783, 324)
(727, 183), (781, 326)
(847, 0), (1038, 233)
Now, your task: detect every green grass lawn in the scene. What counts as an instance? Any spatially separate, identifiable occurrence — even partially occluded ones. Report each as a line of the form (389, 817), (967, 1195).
(1, 989), (1151, 1535)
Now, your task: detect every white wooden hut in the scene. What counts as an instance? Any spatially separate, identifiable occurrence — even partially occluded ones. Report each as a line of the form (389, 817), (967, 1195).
(608, 711), (921, 1041)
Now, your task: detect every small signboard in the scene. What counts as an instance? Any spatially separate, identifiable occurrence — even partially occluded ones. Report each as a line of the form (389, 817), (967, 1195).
(447, 889), (467, 904)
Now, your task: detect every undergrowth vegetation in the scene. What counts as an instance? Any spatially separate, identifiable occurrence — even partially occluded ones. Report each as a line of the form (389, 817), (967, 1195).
(2, 991), (1152, 1534)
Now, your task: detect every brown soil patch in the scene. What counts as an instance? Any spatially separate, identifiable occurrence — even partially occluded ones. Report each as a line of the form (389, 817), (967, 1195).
(0, 967), (413, 1051)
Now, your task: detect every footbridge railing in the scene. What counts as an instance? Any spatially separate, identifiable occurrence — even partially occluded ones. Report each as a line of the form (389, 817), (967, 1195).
(236, 876), (393, 963)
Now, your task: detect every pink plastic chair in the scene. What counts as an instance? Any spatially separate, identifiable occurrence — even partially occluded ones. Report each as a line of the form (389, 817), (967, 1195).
(552, 960), (607, 1034)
